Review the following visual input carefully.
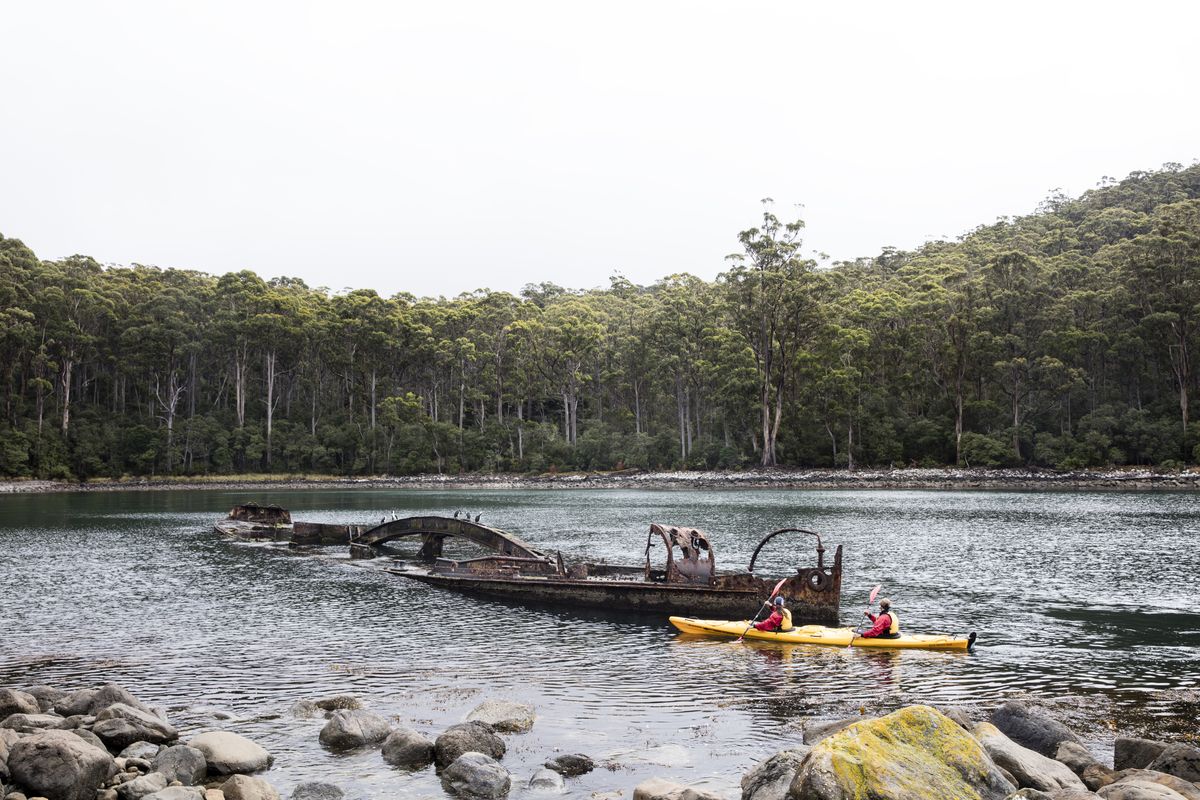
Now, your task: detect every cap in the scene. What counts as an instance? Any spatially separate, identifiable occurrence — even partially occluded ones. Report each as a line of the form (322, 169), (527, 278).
(879, 598), (892, 609)
(773, 596), (785, 607)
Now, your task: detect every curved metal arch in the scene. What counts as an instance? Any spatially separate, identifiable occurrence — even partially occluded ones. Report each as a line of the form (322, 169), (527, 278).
(354, 516), (548, 561)
(747, 527), (826, 573)
(645, 523), (715, 583)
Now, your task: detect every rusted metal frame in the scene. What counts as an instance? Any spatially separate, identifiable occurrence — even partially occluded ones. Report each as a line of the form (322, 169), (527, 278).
(747, 527), (827, 573)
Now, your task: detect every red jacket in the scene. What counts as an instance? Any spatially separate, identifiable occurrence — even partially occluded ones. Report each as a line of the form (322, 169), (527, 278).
(862, 611), (893, 638)
(754, 610), (784, 631)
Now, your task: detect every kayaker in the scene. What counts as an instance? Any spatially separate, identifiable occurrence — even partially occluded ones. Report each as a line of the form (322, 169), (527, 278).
(861, 598), (900, 639)
(753, 596), (794, 632)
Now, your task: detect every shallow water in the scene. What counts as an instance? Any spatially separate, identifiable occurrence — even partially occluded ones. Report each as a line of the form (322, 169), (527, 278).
(1, 487), (1198, 798)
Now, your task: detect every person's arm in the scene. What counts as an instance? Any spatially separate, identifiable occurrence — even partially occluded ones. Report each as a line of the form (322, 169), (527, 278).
(861, 613), (890, 638)
(754, 610), (782, 631)
(865, 611), (879, 622)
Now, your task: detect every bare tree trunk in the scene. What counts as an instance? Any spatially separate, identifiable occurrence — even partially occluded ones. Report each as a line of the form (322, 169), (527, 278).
(59, 357), (74, 435)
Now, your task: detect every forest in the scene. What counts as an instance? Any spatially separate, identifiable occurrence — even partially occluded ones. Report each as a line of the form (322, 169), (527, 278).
(2, 163), (1199, 480)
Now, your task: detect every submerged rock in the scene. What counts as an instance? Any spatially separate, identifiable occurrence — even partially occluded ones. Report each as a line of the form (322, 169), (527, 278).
(7, 729), (118, 800)
(312, 697), (361, 713)
(528, 768), (564, 792)
(543, 754), (594, 777)
(186, 732), (272, 775)
(440, 752), (510, 799)
(466, 700), (535, 734)
(990, 701), (1082, 759)
(380, 727), (435, 769)
(435, 722), (505, 768)
(318, 710), (392, 750)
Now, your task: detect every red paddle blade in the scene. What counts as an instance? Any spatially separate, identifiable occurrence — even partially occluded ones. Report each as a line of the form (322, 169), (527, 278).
(769, 577), (788, 599)
(868, 584), (881, 603)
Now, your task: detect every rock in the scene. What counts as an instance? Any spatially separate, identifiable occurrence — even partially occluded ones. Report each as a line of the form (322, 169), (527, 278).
(435, 723), (505, 768)
(440, 753), (511, 799)
(380, 728), (434, 769)
(0, 715), (66, 733)
(88, 687), (153, 718)
(288, 783), (343, 800)
(991, 701), (1083, 759)
(1106, 769), (1200, 800)
(98, 790), (120, 800)
(1057, 742), (1102, 775)
(1004, 791), (1053, 799)
(528, 769), (564, 792)
(311, 697), (361, 713)
(1081, 764), (1118, 791)
(7, 730), (118, 800)
(95, 706), (177, 744)
(741, 748), (809, 800)
(937, 706), (975, 731)
(286, 702), (319, 720)
(1098, 778), (1194, 799)
(141, 789), (205, 800)
(68, 728), (107, 753)
(20, 689), (65, 715)
(59, 716), (95, 730)
(787, 705), (1015, 800)
(219, 775), (279, 800)
(204, 792), (224, 800)
(466, 701), (535, 734)
(543, 754), (595, 777)
(185, 733), (271, 776)
(150, 746), (206, 785)
(115, 772), (169, 800)
(802, 718), (871, 745)
(632, 777), (721, 800)
(317, 710), (391, 750)
(1115, 739), (1169, 772)
(125, 758), (152, 773)
(2, 728), (24, 779)
(1145, 744), (1200, 783)
(974, 722), (1087, 792)
(4, 793), (28, 800)
(54, 689), (98, 718)
(119, 744), (162, 762)
(0, 691), (41, 720)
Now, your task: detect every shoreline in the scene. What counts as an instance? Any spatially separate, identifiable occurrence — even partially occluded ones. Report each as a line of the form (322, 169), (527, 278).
(4, 466), (1200, 494)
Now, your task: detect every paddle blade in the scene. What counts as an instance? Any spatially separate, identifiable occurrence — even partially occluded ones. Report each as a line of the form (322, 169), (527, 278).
(769, 577), (788, 599)
(868, 584), (881, 604)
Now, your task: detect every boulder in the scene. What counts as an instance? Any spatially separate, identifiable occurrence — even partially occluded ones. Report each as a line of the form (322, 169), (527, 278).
(21, 687), (66, 714)
(89, 686), (153, 717)
(115, 772), (169, 800)
(141, 789), (205, 800)
(289, 783), (344, 800)
(220, 775), (280, 800)
(802, 718), (873, 745)
(435, 723), (505, 768)
(1115, 739), (1169, 772)
(68, 728), (107, 753)
(0, 727), (19, 781)
(55, 688), (99, 717)
(94, 705), (178, 750)
(543, 754), (595, 777)
(440, 752), (511, 799)
(1098, 778), (1195, 799)
(741, 748), (810, 800)
(312, 697), (361, 713)
(991, 701), (1083, 759)
(186, 733), (272, 776)
(528, 768), (564, 792)
(936, 706), (975, 731)
(150, 746), (206, 785)
(973, 722), (1087, 792)
(632, 777), (721, 800)
(317, 710), (391, 750)
(0, 691), (40, 720)
(466, 700), (535, 734)
(1057, 742), (1102, 775)
(119, 743), (162, 761)
(1106, 769), (1200, 800)
(380, 728), (434, 769)
(1081, 764), (1118, 792)
(287, 702), (319, 720)
(0, 714), (67, 733)
(7, 729), (118, 800)
(1146, 744), (1200, 783)
(1004, 791), (1053, 800)
(787, 705), (1016, 800)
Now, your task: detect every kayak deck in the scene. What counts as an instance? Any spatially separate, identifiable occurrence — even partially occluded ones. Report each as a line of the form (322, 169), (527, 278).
(669, 616), (975, 651)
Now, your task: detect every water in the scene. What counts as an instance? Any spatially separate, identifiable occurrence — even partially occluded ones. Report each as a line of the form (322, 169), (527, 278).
(2, 488), (1198, 798)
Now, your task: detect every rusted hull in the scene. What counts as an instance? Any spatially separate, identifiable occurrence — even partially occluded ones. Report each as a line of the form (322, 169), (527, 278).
(214, 520), (291, 541)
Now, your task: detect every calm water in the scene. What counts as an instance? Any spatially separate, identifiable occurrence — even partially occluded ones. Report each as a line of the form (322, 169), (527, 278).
(1, 488), (1198, 798)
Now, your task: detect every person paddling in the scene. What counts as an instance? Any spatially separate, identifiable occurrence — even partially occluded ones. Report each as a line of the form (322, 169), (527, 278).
(861, 597), (900, 639)
(753, 595), (794, 632)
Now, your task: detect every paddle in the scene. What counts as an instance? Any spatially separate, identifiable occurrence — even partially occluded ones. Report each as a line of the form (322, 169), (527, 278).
(847, 584), (882, 649)
(735, 577), (789, 643)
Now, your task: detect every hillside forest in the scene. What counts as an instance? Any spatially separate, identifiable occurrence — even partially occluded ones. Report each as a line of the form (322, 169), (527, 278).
(2, 163), (1200, 480)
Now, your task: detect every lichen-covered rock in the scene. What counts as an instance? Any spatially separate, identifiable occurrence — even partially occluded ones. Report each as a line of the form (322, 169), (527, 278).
(21, 687), (66, 714)
(973, 722), (1087, 793)
(991, 702), (1082, 759)
(1104, 769), (1200, 800)
(186, 732), (272, 775)
(466, 700), (535, 734)
(528, 768), (564, 792)
(440, 752), (511, 799)
(1114, 739), (1169, 772)
(220, 774), (280, 800)
(741, 748), (810, 800)
(317, 710), (391, 750)
(543, 754), (595, 777)
(380, 727), (434, 769)
(7, 730), (118, 800)
(1145, 744), (1200, 783)
(632, 777), (722, 800)
(435, 722), (505, 768)
(94, 705), (178, 750)
(151, 745), (207, 785)
(115, 771), (169, 800)
(802, 718), (873, 745)
(786, 705), (1015, 800)
(289, 783), (344, 800)
(0, 690), (41, 720)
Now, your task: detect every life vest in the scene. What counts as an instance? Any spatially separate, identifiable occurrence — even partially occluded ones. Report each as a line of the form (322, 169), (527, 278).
(884, 610), (900, 635)
(780, 608), (794, 632)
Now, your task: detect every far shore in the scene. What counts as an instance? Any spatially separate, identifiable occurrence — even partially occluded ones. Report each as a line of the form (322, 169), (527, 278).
(4, 466), (1200, 494)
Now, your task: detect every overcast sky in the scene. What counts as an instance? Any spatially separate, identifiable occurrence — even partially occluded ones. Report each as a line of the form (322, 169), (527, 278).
(3, 2), (1197, 298)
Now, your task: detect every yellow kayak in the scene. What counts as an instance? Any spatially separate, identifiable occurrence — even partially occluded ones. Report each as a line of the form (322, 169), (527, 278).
(669, 616), (976, 651)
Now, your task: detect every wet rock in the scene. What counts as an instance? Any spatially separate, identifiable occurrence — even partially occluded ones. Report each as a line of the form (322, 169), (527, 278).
(186, 733), (272, 776)
(286, 702), (319, 720)
(440, 752), (510, 800)
(1114, 739), (1169, 772)
(119, 743), (162, 762)
(543, 754), (594, 777)
(116, 771), (169, 800)
(1106, 768), (1200, 800)
(991, 701), (1083, 759)
(7, 730), (118, 800)
(380, 728), (434, 769)
(312, 697), (361, 713)
(141, 788), (205, 800)
(289, 783), (343, 800)
(94, 705), (178, 750)
(788, 705), (1015, 800)
(20, 689), (65, 715)
(151, 746), (206, 785)
(741, 747), (809, 800)
(632, 777), (721, 800)
(0, 691), (41, 720)
(317, 710), (391, 750)
(435, 722), (505, 768)
(1145, 743), (1200, 783)
(219, 775), (279, 800)
(0, 714), (67, 733)
(466, 700), (535, 734)
(68, 728), (107, 753)
(528, 769), (564, 792)
(973, 722), (1087, 793)
(801, 718), (871, 745)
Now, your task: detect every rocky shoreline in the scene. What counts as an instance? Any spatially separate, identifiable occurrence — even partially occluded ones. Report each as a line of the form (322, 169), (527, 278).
(4, 467), (1200, 495)
(3, 682), (1198, 800)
